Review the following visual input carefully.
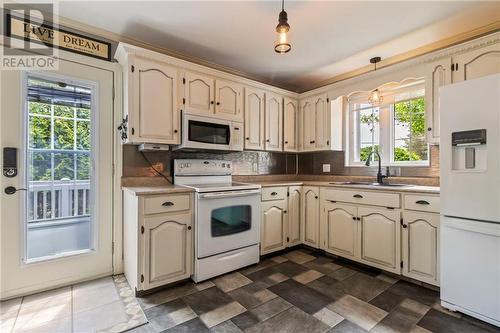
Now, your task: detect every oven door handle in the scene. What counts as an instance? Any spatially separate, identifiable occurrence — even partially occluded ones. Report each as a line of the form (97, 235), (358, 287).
(198, 189), (261, 199)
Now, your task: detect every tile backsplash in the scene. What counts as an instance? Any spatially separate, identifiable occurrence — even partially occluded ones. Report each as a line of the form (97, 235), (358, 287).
(123, 145), (439, 179)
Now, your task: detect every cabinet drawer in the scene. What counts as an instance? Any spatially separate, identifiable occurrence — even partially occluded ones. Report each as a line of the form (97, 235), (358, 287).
(323, 188), (400, 208)
(143, 194), (191, 215)
(404, 194), (440, 213)
(261, 187), (287, 201)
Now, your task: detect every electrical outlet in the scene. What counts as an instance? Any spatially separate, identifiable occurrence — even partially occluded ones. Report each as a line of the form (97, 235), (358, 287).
(322, 164), (331, 172)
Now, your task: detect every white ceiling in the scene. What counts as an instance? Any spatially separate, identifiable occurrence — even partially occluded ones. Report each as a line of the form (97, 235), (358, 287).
(58, 1), (500, 92)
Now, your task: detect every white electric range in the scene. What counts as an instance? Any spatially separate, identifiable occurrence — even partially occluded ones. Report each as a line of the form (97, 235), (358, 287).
(174, 159), (261, 282)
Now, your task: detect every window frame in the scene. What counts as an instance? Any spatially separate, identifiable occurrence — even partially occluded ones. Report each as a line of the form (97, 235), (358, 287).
(345, 79), (429, 167)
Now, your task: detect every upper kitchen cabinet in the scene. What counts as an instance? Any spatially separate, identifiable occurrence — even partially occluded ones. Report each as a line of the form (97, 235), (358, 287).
(284, 98), (299, 152)
(244, 87), (265, 150)
(425, 57), (452, 144)
(301, 98), (315, 151)
(182, 71), (215, 115)
(114, 48), (181, 145)
(265, 92), (283, 151)
(453, 43), (500, 82)
(215, 79), (243, 121)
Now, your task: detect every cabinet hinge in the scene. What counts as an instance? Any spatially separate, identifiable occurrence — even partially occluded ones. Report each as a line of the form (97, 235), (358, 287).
(287, 192), (290, 197)
(400, 261), (404, 268)
(141, 226), (145, 234)
(400, 217), (403, 225)
(287, 237), (290, 242)
(131, 65), (135, 72)
(140, 274), (144, 283)
(183, 97), (186, 105)
(183, 77), (186, 84)
(326, 98), (330, 103)
(131, 127), (135, 135)
(112, 241), (114, 254)
(451, 63), (454, 71)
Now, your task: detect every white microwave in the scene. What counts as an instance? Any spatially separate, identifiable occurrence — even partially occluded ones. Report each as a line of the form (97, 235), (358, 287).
(174, 111), (243, 151)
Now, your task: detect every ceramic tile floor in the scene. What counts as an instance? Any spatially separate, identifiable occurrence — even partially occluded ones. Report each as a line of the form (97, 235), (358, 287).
(131, 248), (500, 333)
(1, 249), (499, 333)
(0, 275), (146, 333)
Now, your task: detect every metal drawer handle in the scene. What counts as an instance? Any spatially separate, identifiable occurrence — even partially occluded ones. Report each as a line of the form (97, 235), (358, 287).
(162, 201), (174, 207)
(271, 192), (278, 196)
(415, 200), (430, 205)
(353, 194), (363, 199)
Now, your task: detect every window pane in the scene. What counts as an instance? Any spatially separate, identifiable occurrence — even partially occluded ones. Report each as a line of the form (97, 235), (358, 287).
(29, 116), (51, 149)
(54, 105), (74, 118)
(29, 101), (50, 115)
(54, 118), (74, 149)
(357, 107), (379, 162)
(76, 107), (90, 120)
(53, 152), (75, 180)
(76, 153), (90, 180)
(29, 151), (52, 181)
(76, 121), (90, 150)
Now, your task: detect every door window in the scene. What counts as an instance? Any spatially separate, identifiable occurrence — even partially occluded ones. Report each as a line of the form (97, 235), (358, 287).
(211, 205), (251, 237)
(188, 120), (230, 144)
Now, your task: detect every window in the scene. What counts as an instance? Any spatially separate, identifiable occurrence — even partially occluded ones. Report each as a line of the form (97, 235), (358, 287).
(346, 79), (428, 166)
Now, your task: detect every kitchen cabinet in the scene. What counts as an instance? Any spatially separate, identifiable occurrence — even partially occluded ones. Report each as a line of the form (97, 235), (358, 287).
(261, 199), (288, 255)
(265, 93), (283, 151)
(287, 186), (302, 246)
(322, 201), (358, 260)
(425, 57), (452, 144)
(358, 207), (401, 274)
(314, 94), (329, 150)
(123, 191), (193, 293)
(215, 79), (243, 121)
(116, 55), (181, 144)
(183, 71), (215, 115)
(244, 87), (265, 150)
(402, 211), (440, 286)
(453, 43), (500, 82)
(301, 98), (315, 151)
(302, 186), (320, 248)
(284, 98), (300, 152)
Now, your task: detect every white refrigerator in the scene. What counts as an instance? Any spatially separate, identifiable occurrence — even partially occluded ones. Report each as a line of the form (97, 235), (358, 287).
(440, 73), (500, 327)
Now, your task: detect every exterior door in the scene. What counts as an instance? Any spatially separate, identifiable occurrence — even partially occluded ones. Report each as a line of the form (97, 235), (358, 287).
(134, 56), (180, 144)
(215, 79), (242, 121)
(244, 87), (265, 150)
(183, 71), (215, 115)
(287, 186), (301, 246)
(358, 207), (400, 273)
(323, 202), (358, 259)
(265, 93), (283, 151)
(284, 98), (299, 152)
(302, 186), (319, 247)
(1, 57), (114, 299)
(261, 200), (287, 255)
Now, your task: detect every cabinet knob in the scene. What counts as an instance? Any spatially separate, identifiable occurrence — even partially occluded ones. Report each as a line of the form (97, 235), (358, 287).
(402, 224), (408, 228)
(315, 196), (318, 199)
(271, 192), (277, 196)
(352, 216), (356, 220)
(427, 127), (432, 131)
(266, 139), (270, 142)
(284, 210), (287, 214)
(174, 129), (178, 133)
(285, 141), (288, 144)
(188, 226), (192, 230)
(216, 102), (220, 105)
(211, 101), (214, 105)
(246, 137), (250, 140)
(310, 140), (315, 144)
(162, 201), (174, 207)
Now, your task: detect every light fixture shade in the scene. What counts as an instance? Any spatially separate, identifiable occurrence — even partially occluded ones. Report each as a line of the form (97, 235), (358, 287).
(274, 9), (291, 54)
(368, 89), (383, 105)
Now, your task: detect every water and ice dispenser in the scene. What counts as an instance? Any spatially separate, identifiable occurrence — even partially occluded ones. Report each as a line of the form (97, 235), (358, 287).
(451, 129), (487, 171)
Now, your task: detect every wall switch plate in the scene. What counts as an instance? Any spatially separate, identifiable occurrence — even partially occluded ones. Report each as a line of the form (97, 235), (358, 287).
(322, 164), (331, 172)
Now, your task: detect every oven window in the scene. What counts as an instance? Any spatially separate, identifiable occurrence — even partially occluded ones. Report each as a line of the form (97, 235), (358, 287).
(211, 205), (251, 237)
(188, 120), (230, 145)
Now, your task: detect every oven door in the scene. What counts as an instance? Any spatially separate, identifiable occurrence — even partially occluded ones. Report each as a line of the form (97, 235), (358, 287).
(181, 113), (232, 150)
(196, 189), (261, 258)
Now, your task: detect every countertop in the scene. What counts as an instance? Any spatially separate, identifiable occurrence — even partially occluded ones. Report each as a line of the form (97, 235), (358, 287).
(122, 185), (194, 195)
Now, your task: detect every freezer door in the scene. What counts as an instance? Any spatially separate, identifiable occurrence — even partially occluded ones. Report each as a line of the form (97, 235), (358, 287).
(440, 216), (500, 323)
(439, 74), (500, 222)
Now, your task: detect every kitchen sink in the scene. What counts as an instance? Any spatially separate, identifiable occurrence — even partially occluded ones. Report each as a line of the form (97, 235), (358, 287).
(329, 181), (412, 187)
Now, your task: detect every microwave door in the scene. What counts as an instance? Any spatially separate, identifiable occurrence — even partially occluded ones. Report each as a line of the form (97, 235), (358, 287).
(187, 119), (231, 150)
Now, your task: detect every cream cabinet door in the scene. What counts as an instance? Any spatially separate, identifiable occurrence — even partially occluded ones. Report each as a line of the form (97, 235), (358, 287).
(454, 43), (500, 82)
(358, 207), (401, 273)
(183, 71), (215, 115)
(215, 79), (243, 121)
(244, 87), (265, 150)
(302, 186), (320, 248)
(301, 98), (315, 151)
(287, 186), (302, 246)
(261, 200), (287, 255)
(265, 93), (283, 151)
(322, 202), (358, 260)
(425, 57), (452, 144)
(133, 57), (180, 144)
(402, 211), (440, 286)
(142, 212), (192, 290)
(314, 94), (329, 150)
(284, 98), (299, 152)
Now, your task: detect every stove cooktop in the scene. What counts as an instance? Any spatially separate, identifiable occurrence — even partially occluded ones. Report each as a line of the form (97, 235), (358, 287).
(179, 182), (261, 193)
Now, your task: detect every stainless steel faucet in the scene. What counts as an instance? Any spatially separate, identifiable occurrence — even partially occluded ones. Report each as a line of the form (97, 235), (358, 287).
(365, 151), (387, 184)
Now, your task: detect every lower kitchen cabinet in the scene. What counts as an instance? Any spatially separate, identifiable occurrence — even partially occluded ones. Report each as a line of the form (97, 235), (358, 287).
(358, 207), (401, 274)
(287, 186), (302, 246)
(123, 190), (193, 293)
(302, 186), (320, 247)
(402, 211), (440, 286)
(261, 199), (288, 255)
(321, 202), (358, 260)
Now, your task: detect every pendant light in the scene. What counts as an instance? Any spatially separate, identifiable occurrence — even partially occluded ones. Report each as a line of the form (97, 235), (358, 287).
(368, 57), (383, 105)
(274, 0), (291, 54)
